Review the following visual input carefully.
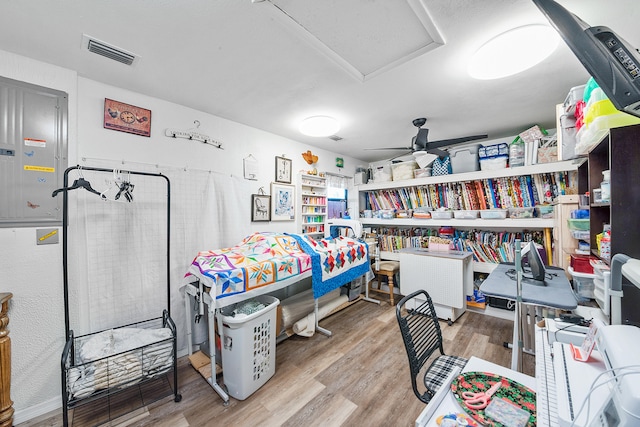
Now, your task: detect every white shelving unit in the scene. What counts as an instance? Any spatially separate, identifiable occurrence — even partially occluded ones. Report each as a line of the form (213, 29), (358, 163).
(359, 159), (584, 273)
(358, 159), (585, 318)
(357, 159), (583, 192)
(297, 173), (327, 238)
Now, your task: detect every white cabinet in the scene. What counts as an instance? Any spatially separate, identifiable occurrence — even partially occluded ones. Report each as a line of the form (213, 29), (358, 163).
(297, 173), (327, 238)
(398, 249), (474, 324)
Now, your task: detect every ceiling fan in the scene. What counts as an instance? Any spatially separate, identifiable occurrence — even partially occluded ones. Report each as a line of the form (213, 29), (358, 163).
(369, 117), (488, 160)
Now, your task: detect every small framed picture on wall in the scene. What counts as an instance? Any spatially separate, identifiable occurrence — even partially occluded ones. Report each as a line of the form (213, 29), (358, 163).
(251, 194), (271, 222)
(275, 156), (292, 184)
(270, 183), (295, 221)
(103, 98), (152, 137)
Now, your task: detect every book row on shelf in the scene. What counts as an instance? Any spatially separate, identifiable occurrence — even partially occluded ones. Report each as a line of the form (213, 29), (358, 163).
(363, 171), (577, 212)
(302, 215), (325, 223)
(302, 206), (324, 214)
(370, 226), (545, 264)
(302, 196), (326, 205)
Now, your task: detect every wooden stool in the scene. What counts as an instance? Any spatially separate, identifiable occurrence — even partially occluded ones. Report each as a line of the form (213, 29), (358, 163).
(370, 261), (400, 305)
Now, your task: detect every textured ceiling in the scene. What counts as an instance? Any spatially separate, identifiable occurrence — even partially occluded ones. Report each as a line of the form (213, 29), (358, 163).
(0, 0), (637, 163)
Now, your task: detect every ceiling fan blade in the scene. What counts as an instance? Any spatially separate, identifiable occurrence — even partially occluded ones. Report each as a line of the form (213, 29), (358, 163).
(414, 128), (429, 151)
(427, 134), (488, 149)
(364, 146), (413, 151)
(388, 150), (414, 161)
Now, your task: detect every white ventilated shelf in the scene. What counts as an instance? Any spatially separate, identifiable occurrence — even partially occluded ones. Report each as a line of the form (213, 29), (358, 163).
(357, 159), (584, 191)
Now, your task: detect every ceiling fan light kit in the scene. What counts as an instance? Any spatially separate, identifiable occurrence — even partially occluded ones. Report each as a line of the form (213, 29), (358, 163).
(467, 24), (559, 80)
(299, 115), (341, 137)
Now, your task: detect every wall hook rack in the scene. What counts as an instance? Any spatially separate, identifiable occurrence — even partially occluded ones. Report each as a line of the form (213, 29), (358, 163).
(164, 121), (223, 149)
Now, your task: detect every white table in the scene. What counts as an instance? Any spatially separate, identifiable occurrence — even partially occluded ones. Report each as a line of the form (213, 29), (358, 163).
(415, 356), (535, 427)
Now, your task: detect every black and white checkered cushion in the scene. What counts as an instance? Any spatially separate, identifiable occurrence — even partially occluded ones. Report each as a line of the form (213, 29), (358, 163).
(424, 355), (468, 393)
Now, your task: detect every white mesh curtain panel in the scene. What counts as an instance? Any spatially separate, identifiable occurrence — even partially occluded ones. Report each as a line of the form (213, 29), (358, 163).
(68, 163), (250, 348)
(166, 169), (250, 349)
(68, 168), (170, 335)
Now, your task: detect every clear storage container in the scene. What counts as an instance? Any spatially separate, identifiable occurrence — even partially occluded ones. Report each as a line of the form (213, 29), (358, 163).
(535, 205), (554, 218)
(480, 209), (508, 219)
(431, 210), (453, 219)
(453, 210), (479, 219)
(508, 207), (534, 219)
(567, 219), (590, 231)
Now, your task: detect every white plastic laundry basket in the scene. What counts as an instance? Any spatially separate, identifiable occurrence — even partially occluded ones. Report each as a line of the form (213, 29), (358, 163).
(219, 295), (279, 400)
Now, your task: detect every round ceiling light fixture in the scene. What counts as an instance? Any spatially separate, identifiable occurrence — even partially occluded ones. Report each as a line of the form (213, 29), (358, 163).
(299, 115), (341, 137)
(468, 24), (559, 80)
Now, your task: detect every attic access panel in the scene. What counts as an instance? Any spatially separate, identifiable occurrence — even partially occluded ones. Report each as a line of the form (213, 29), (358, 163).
(268, 0), (444, 81)
(0, 76), (68, 227)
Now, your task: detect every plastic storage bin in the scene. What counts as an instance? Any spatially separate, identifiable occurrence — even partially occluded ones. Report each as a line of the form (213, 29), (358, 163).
(432, 210), (453, 219)
(449, 144), (480, 174)
(391, 161), (418, 181)
(570, 254), (596, 274)
(508, 207), (534, 219)
(567, 218), (590, 231)
(480, 209), (508, 219)
(220, 295), (279, 400)
(414, 168), (432, 178)
(568, 266), (595, 301)
(453, 210), (479, 219)
(535, 205), (554, 218)
(570, 229), (590, 240)
(479, 155), (508, 171)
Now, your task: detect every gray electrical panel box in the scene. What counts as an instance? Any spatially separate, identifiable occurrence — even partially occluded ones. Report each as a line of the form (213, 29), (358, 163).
(0, 76), (68, 227)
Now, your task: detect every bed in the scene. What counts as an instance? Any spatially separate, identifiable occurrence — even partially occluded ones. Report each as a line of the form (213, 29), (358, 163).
(182, 231), (370, 404)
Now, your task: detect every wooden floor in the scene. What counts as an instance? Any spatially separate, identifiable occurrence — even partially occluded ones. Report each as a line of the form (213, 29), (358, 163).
(19, 300), (534, 427)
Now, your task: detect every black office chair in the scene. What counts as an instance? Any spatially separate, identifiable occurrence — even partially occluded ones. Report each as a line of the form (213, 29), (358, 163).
(396, 290), (468, 404)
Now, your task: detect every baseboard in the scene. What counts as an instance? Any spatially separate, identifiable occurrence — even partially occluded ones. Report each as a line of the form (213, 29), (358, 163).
(13, 395), (60, 425)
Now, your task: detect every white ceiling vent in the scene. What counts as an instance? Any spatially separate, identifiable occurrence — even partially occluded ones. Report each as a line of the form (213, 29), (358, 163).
(82, 34), (138, 66)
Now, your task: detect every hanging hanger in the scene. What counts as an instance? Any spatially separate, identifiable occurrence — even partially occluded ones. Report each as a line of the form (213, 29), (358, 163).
(114, 171), (134, 202)
(164, 120), (223, 149)
(52, 167), (105, 198)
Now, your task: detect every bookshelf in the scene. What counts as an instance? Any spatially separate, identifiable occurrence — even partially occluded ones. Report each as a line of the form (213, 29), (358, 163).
(581, 124), (640, 326)
(297, 173), (327, 238)
(358, 159), (584, 272)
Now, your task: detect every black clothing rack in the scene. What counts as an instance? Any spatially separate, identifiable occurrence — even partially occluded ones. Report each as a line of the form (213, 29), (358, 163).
(54, 165), (181, 426)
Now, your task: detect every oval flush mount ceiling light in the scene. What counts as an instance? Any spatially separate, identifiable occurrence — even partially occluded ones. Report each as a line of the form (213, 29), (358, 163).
(299, 116), (341, 137)
(468, 24), (559, 80)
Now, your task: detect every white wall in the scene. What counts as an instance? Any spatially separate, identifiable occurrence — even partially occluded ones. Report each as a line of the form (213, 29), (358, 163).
(0, 49), (365, 424)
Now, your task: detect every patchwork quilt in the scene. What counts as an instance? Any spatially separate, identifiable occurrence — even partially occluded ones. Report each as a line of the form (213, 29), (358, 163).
(185, 232), (369, 302)
(290, 234), (370, 298)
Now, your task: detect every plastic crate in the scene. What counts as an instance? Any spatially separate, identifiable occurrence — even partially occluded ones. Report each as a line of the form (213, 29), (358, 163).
(220, 295), (279, 400)
(449, 144), (480, 174)
(567, 219), (590, 231)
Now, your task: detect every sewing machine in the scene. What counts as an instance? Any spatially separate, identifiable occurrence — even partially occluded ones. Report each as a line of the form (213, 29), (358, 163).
(536, 253), (640, 427)
(324, 218), (363, 238)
